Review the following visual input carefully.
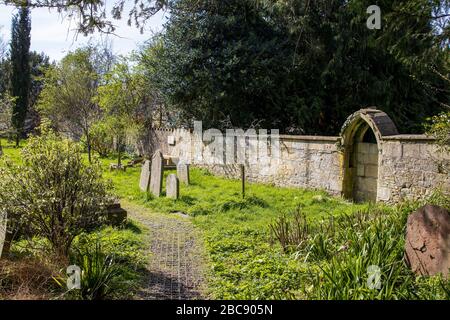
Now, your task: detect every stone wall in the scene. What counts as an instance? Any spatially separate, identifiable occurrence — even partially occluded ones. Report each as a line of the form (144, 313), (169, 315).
(378, 136), (449, 203)
(202, 135), (342, 195)
(137, 109), (449, 204)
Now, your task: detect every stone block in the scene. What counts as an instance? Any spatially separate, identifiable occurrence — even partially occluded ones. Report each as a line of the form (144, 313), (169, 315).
(177, 163), (190, 185)
(405, 205), (450, 278)
(150, 151), (164, 197)
(166, 174), (180, 199)
(0, 212), (12, 259)
(139, 160), (151, 192)
(365, 164), (378, 178)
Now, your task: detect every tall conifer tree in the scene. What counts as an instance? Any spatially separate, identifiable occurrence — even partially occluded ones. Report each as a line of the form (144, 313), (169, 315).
(10, 3), (31, 146)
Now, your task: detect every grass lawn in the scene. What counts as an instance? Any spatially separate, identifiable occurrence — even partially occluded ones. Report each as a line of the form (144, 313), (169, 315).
(101, 154), (449, 300)
(101, 155), (379, 299)
(2, 139), (448, 300)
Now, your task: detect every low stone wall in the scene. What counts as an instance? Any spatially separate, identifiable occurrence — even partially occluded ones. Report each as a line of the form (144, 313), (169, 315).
(137, 109), (449, 204)
(378, 136), (449, 203)
(201, 135), (342, 195)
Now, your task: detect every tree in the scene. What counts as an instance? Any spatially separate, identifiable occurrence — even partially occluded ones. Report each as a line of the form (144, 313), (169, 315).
(0, 27), (10, 99)
(38, 48), (101, 163)
(0, 129), (113, 258)
(26, 51), (51, 132)
(0, 93), (14, 155)
(2, 0), (168, 35)
(97, 60), (152, 166)
(0, 26), (7, 60)
(150, 0), (449, 134)
(151, 0), (293, 130)
(9, 4), (31, 146)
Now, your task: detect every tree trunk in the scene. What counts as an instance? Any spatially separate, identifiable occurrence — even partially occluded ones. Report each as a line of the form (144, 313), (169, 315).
(15, 133), (20, 148)
(117, 135), (122, 167)
(86, 133), (92, 163)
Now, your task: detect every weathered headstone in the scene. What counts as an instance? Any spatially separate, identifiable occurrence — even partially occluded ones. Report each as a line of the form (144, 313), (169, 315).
(177, 163), (190, 185)
(150, 150), (164, 197)
(166, 174), (180, 199)
(106, 202), (128, 227)
(139, 160), (151, 192)
(405, 204), (450, 278)
(0, 212), (11, 259)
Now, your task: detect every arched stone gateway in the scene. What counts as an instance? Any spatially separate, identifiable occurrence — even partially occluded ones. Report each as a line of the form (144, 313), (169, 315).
(340, 108), (398, 202)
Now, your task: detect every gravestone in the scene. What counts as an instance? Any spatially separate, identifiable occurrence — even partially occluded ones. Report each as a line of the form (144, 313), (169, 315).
(405, 204), (450, 278)
(139, 160), (151, 192)
(177, 163), (190, 185)
(106, 202), (128, 227)
(0, 212), (11, 259)
(166, 174), (180, 199)
(150, 150), (164, 197)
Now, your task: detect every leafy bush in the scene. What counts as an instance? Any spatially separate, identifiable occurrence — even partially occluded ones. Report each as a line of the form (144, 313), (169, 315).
(82, 122), (113, 158)
(0, 131), (114, 258)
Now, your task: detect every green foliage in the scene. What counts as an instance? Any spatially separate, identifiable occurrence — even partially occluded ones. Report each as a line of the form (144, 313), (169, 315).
(0, 93), (14, 138)
(147, 0), (448, 134)
(37, 47), (103, 162)
(104, 163), (449, 299)
(97, 59), (155, 165)
(28, 51), (51, 121)
(269, 201), (450, 300)
(269, 208), (310, 252)
(9, 5), (31, 144)
(0, 131), (114, 257)
(426, 111), (450, 151)
(73, 223), (146, 268)
(67, 242), (122, 300)
(150, 0), (292, 130)
(425, 111), (450, 174)
(82, 121), (113, 157)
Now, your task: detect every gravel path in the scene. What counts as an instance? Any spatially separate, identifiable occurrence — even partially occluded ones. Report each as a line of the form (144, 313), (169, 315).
(122, 202), (208, 300)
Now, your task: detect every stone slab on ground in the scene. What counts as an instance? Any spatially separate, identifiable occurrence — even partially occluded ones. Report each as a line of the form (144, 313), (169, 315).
(106, 203), (128, 226)
(150, 151), (164, 197)
(177, 164), (190, 185)
(405, 204), (450, 278)
(139, 160), (151, 192)
(166, 174), (179, 199)
(0, 212), (11, 259)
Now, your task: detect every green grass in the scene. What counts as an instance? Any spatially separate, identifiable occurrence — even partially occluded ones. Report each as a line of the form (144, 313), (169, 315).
(0, 138), (24, 163)
(101, 157), (390, 299)
(3, 140), (448, 300)
(102, 156), (449, 300)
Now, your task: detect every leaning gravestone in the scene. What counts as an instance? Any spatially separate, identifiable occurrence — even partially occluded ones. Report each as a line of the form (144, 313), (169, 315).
(0, 212), (11, 259)
(150, 150), (164, 197)
(166, 174), (180, 199)
(177, 163), (190, 185)
(139, 160), (151, 192)
(405, 204), (450, 279)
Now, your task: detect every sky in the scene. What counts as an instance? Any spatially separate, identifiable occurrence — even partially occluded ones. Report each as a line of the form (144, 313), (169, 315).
(0, 2), (167, 62)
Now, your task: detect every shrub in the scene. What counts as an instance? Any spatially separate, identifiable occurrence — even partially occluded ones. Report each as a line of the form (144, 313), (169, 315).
(82, 122), (113, 158)
(269, 202), (450, 299)
(0, 131), (114, 258)
(69, 243), (122, 300)
(269, 208), (310, 252)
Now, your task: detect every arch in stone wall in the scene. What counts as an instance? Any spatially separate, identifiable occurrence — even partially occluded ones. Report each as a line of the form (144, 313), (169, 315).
(340, 108), (398, 202)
